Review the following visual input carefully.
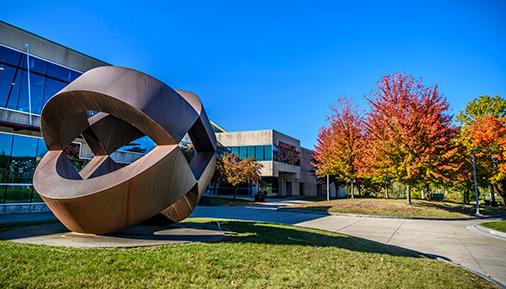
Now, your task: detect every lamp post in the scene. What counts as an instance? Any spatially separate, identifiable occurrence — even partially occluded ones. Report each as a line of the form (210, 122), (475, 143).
(326, 175), (330, 201)
(471, 149), (481, 216)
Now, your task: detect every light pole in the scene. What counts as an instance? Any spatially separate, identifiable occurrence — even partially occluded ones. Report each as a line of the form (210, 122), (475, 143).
(326, 175), (330, 201)
(471, 149), (481, 216)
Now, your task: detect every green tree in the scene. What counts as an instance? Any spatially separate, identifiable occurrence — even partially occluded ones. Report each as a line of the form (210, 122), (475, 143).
(456, 95), (506, 125)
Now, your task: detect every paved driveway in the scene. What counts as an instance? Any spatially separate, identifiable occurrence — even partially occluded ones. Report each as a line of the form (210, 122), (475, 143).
(193, 204), (506, 286)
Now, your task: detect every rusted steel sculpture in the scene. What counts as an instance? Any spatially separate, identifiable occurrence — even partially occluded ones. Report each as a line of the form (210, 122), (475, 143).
(33, 66), (217, 234)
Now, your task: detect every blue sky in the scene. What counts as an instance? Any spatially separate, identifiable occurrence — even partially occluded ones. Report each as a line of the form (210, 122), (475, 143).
(2, 0), (505, 148)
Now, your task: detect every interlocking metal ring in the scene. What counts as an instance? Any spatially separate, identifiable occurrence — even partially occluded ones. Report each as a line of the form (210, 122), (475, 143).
(33, 66), (217, 234)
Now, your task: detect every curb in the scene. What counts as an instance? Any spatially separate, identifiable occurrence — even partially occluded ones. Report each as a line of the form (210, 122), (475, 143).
(427, 254), (506, 289)
(278, 208), (506, 221)
(468, 224), (506, 241)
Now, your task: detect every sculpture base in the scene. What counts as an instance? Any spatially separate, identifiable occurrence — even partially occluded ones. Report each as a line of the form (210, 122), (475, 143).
(1, 222), (228, 248)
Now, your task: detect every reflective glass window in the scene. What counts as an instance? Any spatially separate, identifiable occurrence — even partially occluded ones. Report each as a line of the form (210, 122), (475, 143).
(30, 73), (46, 114)
(0, 133), (13, 183)
(36, 139), (48, 162)
(255, 145), (264, 161)
(6, 70), (24, 110)
(8, 135), (37, 184)
(229, 147), (239, 156)
(264, 145), (273, 160)
(247, 146), (255, 159)
(239, 147), (247, 159)
(0, 63), (17, 108)
(69, 70), (81, 82)
(0, 45), (22, 66)
(43, 78), (66, 107)
(47, 62), (72, 82)
(32, 189), (43, 202)
(6, 185), (33, 203)
(28, 57), (48, 75)
(0, 185), (6, 203)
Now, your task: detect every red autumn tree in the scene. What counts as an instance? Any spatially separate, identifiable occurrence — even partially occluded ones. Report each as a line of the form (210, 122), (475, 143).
(365, 73), (461, 204)
(313, 96), (366, 198)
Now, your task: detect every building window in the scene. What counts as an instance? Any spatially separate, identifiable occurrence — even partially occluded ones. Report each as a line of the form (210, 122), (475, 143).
(0, 45), (81, 115)
(254, 145), (264, 161)
(273, 142), (300, 166)
(0, 132), (50, 203)
(264, 145), (273, 161)
(247, 146), (255, 159)
(225, 145), (274, 162)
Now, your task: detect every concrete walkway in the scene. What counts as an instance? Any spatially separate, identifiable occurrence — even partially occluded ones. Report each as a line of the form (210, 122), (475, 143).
(193, 204), (506, 286)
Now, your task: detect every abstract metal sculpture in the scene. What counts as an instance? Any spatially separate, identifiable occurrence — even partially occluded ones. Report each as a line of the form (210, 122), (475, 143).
(33, 66), (216, 234)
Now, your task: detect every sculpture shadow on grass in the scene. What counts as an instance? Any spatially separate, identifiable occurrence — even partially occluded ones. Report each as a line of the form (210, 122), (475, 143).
(1, 219), (447, 261)
(214, 220), (429, 258)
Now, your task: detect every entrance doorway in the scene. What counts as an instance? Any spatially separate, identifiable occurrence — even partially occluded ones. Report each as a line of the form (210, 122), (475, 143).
(286, 181), (292, 196)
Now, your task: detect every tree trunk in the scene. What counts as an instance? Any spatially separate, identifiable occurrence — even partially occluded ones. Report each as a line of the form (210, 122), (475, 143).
(350, 181), (354, 199)
(490, 185), (497, 207)
(406, 184), (412, 205)
(233, 186), (238, 202)
(493, 183), (506, 207)
(385, 185), (389, 199)
(392, 183), (395, 199)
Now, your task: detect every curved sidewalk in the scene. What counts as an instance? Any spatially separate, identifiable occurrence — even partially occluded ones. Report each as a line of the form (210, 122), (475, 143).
(193, 204), (506, 287)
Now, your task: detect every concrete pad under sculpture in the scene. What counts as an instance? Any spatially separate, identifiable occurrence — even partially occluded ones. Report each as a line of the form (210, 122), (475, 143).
(33, 66), (217, 234)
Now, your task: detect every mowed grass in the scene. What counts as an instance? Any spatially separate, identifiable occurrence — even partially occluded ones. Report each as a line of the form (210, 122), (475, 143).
(481, 220), (506, 233)
(0, 218), (498, 289)
(284, 198), (506, 219)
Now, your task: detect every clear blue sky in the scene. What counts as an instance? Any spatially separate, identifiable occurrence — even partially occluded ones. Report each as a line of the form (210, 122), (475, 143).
(2, 1), (505, 148)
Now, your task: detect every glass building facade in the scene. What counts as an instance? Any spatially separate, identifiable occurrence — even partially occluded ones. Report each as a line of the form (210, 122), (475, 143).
(227, 145), (273, 161)
(0, 45), (81, 115)
(226, 144), (300, 166)
(0, 44), (82, 203)
(0, 132), (47, 202)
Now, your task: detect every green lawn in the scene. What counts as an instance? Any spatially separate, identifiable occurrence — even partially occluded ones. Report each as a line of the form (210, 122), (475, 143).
(481, 220), (506, 233)
(284, 198), (506, 219)
(0, 218), (498, 289)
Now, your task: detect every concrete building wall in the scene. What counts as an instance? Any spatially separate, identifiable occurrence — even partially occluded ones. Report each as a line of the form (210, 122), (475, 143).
(300, 147), (318, 196)
(272, 130), (300, 150)
(214, 129), (318, 197)
(216, 129), (272, 146)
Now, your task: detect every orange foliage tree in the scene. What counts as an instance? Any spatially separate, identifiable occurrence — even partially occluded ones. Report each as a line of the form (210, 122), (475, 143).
(313, 96), (366, 198)
(464, 116), (506, 202)
(216, 152), (262, 201)
(457, 95), (506, 205)
(365, 73), (461, 204)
